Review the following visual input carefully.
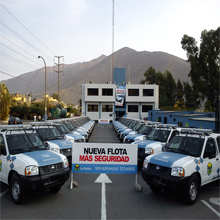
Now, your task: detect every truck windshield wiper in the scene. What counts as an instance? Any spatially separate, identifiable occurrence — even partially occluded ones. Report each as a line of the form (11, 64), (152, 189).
(53, 136), (63, 139)
(165, 147), (179, 153)
(30, 145), (47, 150)
(10, 148), (29, 153)
(177, 149), (192, 156)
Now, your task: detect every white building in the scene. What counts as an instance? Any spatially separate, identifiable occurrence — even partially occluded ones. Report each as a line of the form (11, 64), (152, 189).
(81, 83), (159, 122)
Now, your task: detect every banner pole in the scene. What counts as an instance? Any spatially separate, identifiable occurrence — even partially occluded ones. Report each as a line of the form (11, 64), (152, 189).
(70, 172), (73, 189)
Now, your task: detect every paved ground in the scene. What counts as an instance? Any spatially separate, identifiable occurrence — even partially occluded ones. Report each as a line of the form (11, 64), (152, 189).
(1, 123), (220, 220)
(89, 123), (121, 143)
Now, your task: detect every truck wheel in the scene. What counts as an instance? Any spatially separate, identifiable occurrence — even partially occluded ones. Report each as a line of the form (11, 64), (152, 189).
(150, 185), (161, 193)
(10, 174), (25, 204)
(49, 186), (61, 193)
(184, 176), (198, 205)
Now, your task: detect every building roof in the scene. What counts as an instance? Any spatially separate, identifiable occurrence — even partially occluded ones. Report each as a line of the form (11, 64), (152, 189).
(189, 117), (215, 122)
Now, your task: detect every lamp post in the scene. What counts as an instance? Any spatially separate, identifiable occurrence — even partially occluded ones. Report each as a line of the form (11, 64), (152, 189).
(38, 56), (47, 120)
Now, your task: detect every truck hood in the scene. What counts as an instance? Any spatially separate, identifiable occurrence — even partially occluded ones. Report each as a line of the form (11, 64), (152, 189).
(66, 133), (83, 140)
(122, 129), (132, 134)
(127, 134), (143, 140)
(18, 150), (63, 166)
(48, 139), (72, 149)
(135, 139), (158, 149)
(148, 152), (190, 168)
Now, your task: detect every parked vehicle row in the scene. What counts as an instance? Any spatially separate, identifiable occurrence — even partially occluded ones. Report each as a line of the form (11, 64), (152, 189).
(113, 117), (220, 204)
(113, 117), (146, 142)
(0, 116), (95, 204)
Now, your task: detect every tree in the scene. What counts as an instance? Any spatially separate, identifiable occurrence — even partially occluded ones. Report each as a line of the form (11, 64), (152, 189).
(164, 70), (177, 107)
(0, 83), (12, 120)
(181, 27), (220, 111)
(183, 81), (194, 109)
(52, 93), (59, 101)
(141, 66), (156, 84)
(140, 67), (177, 109)
(204, 100), (213, 112)
(155, 71), (167, 108)
(174, 80), (186, 110)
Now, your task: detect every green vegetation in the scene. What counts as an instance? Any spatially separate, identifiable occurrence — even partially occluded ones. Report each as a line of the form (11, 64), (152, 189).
(0, 85), (81, 120)
(181, 27), (220, 111)
(140, 27), (220, 111)
(0, 83), (12, 120)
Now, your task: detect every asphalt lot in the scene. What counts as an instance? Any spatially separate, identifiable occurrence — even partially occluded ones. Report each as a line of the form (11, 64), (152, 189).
(0, 123), (220, 220)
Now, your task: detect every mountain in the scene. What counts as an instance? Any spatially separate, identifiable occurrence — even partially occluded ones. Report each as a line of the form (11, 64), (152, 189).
(1, 47), (190, 104)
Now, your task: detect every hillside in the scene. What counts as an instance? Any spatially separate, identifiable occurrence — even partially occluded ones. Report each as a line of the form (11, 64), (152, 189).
(1, 47), (190, 104)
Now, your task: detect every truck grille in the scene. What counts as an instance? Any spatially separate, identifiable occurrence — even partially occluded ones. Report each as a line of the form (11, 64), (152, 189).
(138, 148), (145, 154)
(40, 162), (63, 174)
(148, 163), (171, 176)
(124, 139), (134, 143)
(75, 139), (84, 143)
(60, 148), (72, 155)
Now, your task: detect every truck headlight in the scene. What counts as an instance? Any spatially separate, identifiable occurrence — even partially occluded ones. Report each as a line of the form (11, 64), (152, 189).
(25, 166), (39, 176)
(145, 147), (154, 154)
(171, 167), (185, 177)
(63, 158), (69, 168)
(143, 158), (149, 168)
(51, 148), (60, 153)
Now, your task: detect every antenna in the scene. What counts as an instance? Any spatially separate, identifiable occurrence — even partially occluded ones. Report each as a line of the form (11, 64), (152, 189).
(111, 0), (114, 83)
(128, 63), (130, 84)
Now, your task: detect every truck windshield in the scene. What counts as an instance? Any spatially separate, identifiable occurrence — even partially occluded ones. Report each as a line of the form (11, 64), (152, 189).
(165, 136), (204, 157)
(147, 129), (170, 142)
(133, 123), (144, 131)
(7, 133), (47, 154)
(141, 126), (154, 135)
(55, 124), (70, 134)
(36, 127), (63, 140)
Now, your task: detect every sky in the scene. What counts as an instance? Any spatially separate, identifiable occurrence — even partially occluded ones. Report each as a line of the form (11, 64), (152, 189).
(0, 0), (220, 81)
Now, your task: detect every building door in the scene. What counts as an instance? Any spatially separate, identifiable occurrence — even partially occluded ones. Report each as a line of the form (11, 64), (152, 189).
(115, 111), (125, 120)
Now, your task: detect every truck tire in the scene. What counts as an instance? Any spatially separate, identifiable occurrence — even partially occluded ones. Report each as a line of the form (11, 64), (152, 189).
(49, 186), (61, 193)
(10, 174), (25, 204)
(150, 185), (161, 193)
(184, 176), (198, 205)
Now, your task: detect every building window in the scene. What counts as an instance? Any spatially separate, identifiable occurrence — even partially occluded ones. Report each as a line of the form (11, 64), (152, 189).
(143, 89), (154, 96)
(87, 88), (98, 96)
(88, 104), (98, 112)
(164, 117), (167, 124)
(128, 105), (138, 112)
(128, 89), (139, 96)
(158, 117), (161, 122)
(142, 105), (153, 112)
(102, 105), (113, 112)
(178, 122), (183, 127)
(102, 88), (113, 96)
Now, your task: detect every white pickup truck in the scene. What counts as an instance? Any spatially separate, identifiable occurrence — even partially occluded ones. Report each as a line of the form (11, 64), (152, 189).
(142, 129), (220, 204)
(0, 125), (70, 204)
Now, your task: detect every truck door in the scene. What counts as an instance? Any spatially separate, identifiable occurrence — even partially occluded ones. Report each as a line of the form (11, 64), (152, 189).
(0, 135), (8, 183)
(202, 138), (219, 185)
